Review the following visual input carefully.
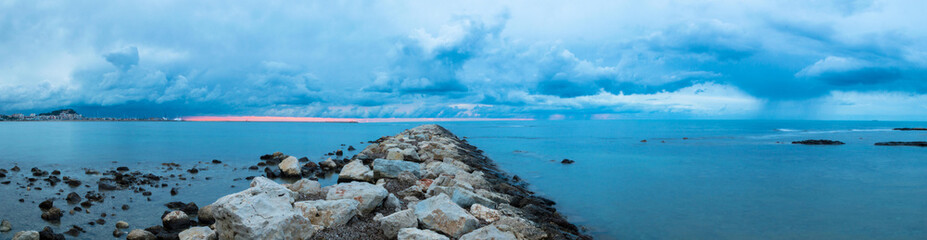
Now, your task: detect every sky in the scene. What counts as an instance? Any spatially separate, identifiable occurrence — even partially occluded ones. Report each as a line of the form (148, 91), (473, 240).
(1, 0), (926, 120)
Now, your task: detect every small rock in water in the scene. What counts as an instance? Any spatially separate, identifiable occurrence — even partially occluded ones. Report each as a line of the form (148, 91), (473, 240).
(0, 219), (11, 232)
(113, 229), (126, 237)
(51, 170), (61, 175)
(66, 192), (81, 204)
(116, 221), (130, 229)
(122, 204), (130, 210)
(170, 188), (178, 196)
(11, 166), (21, 172)
(161, 211), (191, 231)
(39, 199), (54, 210)
(791, 139), (845, 145)
(39, 226), (64, 240)
(347, 145), (356, 151)
(126, 229), (155, 240)
(187, 168), (199, 174)
(63, 225), (84, 237)
(211, 159), (222, 164)
(560, 159), (575, 164)
(117, 166), (130, 172)
(248, 165), (259, 170)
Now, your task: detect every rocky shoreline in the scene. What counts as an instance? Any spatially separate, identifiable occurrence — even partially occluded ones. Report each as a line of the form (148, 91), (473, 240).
(2, 124), (588, 239)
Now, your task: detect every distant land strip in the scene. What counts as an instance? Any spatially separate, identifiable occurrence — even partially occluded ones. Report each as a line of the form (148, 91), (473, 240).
(181, 116), (534, 123)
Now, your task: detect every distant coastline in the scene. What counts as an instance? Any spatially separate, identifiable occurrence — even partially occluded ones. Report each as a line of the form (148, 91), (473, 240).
(0, 109), (175, 122)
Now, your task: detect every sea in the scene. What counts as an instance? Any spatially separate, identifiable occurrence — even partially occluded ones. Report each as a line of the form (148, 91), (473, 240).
(1, 120), (926, 239)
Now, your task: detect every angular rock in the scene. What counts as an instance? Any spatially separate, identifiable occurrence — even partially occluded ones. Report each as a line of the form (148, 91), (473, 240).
(288, 179), (322, 195)
(211, 177), (314, 239)
(12, 231), (39, 240)
(178, 226), (216, 240)
(451, 187), (495, 209)
(278, 156), (301, 177)
(41, 207), (63, 222)
(326, 181), (388, 214)
(338, 160), (374, 182)
(293, 199), (359, 228)
(397, 228), (449, 240)
(162, 211), (191, 231)
(470, 203), (501, 223)
(459, 225), (517, 240)
(373, 158), (421, 179)
(39, 227), (64, 240)
(39, 199), (54, 210)
(386, 148), (404, 161)
(383, 193), (402, 211)
(377, 209), (417, 237)
(413, 194), (479, 238)
(0, 219), (10, 232)
(126, 229), (156, 240)
(492, 216), (548, 240)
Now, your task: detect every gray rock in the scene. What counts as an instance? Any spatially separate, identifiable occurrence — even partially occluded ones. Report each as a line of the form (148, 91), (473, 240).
(0, 219), (11, 232)
(423, 162), (461, 177)
(493, 216), (548, 240)
(397, 228), (449, 240)
(321, 158), (337, 169)
(398, 171), (418, 185)
(459, 225), (517, 240)
(288, 179), (322, 196)
(126, 229), (156, 240)
(326, 181), (388, 214)
(293, 199), (359, 228)
(376, 209), (417, 237)
(469, 204), (501, 223)
(451, 187), (495, 209)
(278, 156), (301, 177)
(115, 221), (130, 229)
(338, 160), (374, 182)
(413, 194), (479, 238)
(211, 177), (315, 240)
(373, 158), (421, 179)
(12, 231), (39, 240)
(197, 204), (216, 225)
(179, 226), (216, 240)
(162, 211), (191, 231)
(383, 193), (402, 211)
(386, 148), (404, 161)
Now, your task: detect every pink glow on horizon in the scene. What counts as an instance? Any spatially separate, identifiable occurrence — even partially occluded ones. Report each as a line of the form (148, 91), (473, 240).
(181, 116), (534, 123)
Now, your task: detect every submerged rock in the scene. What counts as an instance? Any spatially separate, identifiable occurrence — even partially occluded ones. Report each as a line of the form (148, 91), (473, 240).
(413, 194), (479, 238)
(211, 177), (315, 239)
(293, 199), (359, 228)
(893, 127), (927, 131)
(39, 226), (64, 240)
(792, 139), (845, 145)
(560, 159), (575, 164)
(875, 141), (927, 147)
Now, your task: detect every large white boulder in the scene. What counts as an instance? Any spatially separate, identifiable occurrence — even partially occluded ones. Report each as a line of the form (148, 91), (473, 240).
(413, 194), (479, 238)
(326, 181), (388, 214)
(338, 160), (373, 182)
(278, 156), (301, 177)
(397, 228), (449, 240)
(373, 158), (421, 179)
(288, 179), (322, 195)
(211, 177), (315, 239)
(179, 226), (216, 240)
(376, 209), (417, 237)
(293, 199), (358, 228)
(459, 225), (517, 240)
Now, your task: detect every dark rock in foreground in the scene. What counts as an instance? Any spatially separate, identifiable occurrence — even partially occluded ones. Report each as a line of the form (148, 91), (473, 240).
(561, 159), (575, 164)
(875, 141), (927, 147)
(893, 128), (927, 131)
(792, 139), (845, 145)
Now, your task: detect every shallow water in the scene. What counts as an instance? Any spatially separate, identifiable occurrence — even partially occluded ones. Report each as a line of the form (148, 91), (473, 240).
(1, 120), (927, 239)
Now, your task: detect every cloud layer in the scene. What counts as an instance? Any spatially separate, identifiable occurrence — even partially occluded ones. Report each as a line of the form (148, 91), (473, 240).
(1, 0), (926, 120)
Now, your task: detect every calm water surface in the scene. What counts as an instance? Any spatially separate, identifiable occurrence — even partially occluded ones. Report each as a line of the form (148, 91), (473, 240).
(1, 120), (926, 239)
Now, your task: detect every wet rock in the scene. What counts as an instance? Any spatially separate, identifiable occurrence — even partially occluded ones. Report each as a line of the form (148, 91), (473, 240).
(893, 127), (927, 131)
(0, 219), (11, 232)
(187, 168), (199, 174)
(113, 229), (125, 237)
(41, 207), (63, 222)
(792, 139), (845, 145)
(197, 204), (216, 225)
(459, 225), (516, 240)
(142, 191), (152, 196)
(293, 199), (359, 228)
(63, 225), (85, 237)
(263, 167), (280, 178)
(377, 209), (417, 237)
(347, 145), (356, 151)
(288, 179), (322, 195)
(384, 193), (402, 211)
(66, 192), (81, 204)
(326, 181), (389, 214)
(39, 226), (64, 240)
(166, 202), (199, 215)
(162, 211), (191, 231)
(96, 218), (106, 225)
(397, 228), (449, 240)
(278, 156), (301, 177)
(12, 231), (39, 240)
(373, 158), (422, 179)
(875, 141), (927, 147)
(39, 199), (54, 210)
(298, 157), (310, 162)
(320, 158), (337, 169)
(335, 149), (343, 156)
(117, 221), (130, 229)
(338, 160), (374, 182)
(126, 229), (156, 240)
(171, 187), (179, 196)
(492, 216), (547, 240)
(248, 165), (259, 170)
(211, 177), (315, 239)
(11, 166), (21, 172)
(211, 159), (222, 164)
(64, 179), (81, 187)
(560, 159), (575, 164)
(413, 194), (479, 238)
(179, 226), (216, 240)
(122, 204), (130, 210)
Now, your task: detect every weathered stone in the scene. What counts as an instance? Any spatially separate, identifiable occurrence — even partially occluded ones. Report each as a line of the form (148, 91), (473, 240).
(0, 219), (10, 232)
(386, 148), (404, 160)
(373, 158), (422, 179)
(320, 158), (337, 169)
(12, 231), (39, 240)
(423, 162), (461, 178)
(293, 199), (359, 228)
(41, 207), (63, 222)
(288, 179), (322, 195)
(326, 181), (388, 214)
(398, 171), (418, 185)
(377, 209), (417, 237)
(455, 171), (488, 188)
(338, 160), (373, 182)
(197, 204), (216, 225)
(278, 156), (301, 177)
(397, 228), (449, 240)
(162, 211), (191, 231)
(470, 203), (501, 223)
(493, 216), (548, 240)
(383, 193), (402, 211)
(178, 226), (216, 240)
(116, 221), (130, 229)
(211, 177), (315, 240)
(66, 192), (81, 204)
(398, 185), (425, 199)
(413, 194), (479, 238)
(476, 189), (513, 204)
(459, 225), (517, 240)
(451, 187), (495, 209)
(126, 229), (156, 240)
(39, 227), (64, 240)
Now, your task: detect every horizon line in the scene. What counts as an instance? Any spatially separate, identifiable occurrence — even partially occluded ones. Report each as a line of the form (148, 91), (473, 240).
(181, 116), (535, 123)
